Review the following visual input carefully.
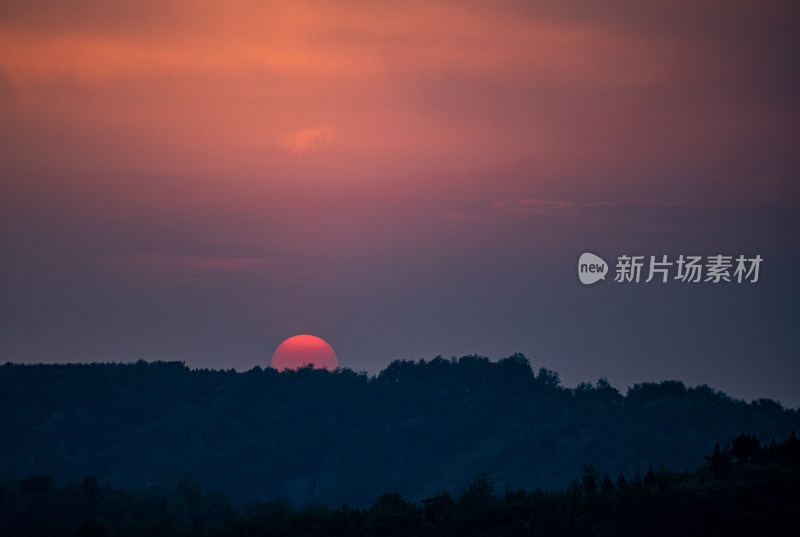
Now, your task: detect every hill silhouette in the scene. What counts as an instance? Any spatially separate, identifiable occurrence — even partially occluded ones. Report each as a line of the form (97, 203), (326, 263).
(3, 435), (799, 536)
(1, 355), (798, 507)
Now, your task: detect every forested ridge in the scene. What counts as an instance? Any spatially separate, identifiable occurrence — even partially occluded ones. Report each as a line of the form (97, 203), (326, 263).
(1, 355), (798, 510)
(2, 434), (799, 536)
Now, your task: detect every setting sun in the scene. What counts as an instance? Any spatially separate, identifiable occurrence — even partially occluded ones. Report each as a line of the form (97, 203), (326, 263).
(270, 334), (338, 371)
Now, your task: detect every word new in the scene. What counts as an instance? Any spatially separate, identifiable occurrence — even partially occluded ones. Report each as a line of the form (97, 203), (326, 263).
(578, 252), (608, 285)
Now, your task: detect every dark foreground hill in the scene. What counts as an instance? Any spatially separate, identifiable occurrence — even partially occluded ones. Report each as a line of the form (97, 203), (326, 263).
(3, 435), (800, 536)
(1, 355), (798, 506)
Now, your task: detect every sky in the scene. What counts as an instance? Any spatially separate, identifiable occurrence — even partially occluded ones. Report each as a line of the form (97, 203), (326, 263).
(1, 1), (799, 406)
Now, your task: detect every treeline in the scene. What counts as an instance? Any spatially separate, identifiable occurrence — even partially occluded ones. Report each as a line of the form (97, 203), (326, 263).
(1, 356), (799, 506)
(2, 433), (799, 536)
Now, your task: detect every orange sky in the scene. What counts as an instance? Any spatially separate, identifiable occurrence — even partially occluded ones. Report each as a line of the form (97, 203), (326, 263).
(4, 1), (795, 188)
(1, 0), (799, 405)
